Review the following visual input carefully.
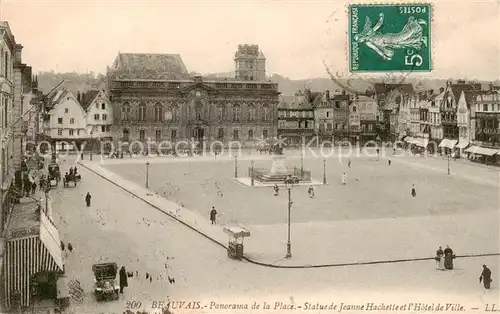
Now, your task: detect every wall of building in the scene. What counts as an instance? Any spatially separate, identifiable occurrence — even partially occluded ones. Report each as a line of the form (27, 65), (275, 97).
(85, 91), (114, 139)
(46, 93), (87, 140)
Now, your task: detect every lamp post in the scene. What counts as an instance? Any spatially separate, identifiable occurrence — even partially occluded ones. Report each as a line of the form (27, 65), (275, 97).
(234, 155), (238, 178)
(323, 158), (327, 185)
(284, 176), (293, 258)
(447, 154), (450, 175)
(300, 149), (304, 179)
(146, 161), (150, 188)
(251, 160), (254, 186)
(89, 130), (93, 161)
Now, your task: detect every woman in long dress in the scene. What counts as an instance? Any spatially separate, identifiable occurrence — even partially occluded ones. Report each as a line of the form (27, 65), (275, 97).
(435, 247), (445, 270)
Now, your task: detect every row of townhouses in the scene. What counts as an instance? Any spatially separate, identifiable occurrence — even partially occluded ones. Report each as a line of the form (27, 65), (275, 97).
(277, 90), (377, 147)
(374, 80), (500, 164)
(39, 89), (113, 152)
(0, 21), (70, 311)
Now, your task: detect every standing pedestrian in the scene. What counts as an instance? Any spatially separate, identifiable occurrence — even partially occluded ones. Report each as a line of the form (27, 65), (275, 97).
(411, 184), (416, 197)
(388, 159), (391, 166)
(210, 206), (217, 225)
(119, 266), (128, 293)
(342, 173), (347, 185)
(85, 192), (92, 207)
(67, 242), (73, 253)
(60, 241), (65, 252)
(480, 265), (492, 290)
(308, 185), (315, 198)
(273, 184), (279, 196)
(31, 182), (37, 195)
(348, 159), (351, 168)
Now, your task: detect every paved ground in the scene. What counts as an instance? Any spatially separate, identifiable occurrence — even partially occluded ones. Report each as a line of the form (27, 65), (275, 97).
(44, 156), (500, 314)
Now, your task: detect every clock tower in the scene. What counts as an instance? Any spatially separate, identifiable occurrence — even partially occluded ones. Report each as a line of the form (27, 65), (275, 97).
(234, 44), (266, 81)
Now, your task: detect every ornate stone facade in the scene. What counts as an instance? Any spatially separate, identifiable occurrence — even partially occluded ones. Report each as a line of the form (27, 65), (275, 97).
(107, 51), (279, 149)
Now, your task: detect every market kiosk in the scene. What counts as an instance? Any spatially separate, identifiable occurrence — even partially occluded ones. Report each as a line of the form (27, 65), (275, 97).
(223, 227), (250, 260)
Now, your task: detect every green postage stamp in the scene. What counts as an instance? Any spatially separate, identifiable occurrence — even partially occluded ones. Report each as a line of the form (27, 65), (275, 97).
(349, 3), (432, 72)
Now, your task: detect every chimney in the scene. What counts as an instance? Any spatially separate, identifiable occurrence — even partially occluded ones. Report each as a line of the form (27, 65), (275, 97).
(325, 90), (330, 100)
(342, 90), (346, 96)
(15, 44), (23, 64)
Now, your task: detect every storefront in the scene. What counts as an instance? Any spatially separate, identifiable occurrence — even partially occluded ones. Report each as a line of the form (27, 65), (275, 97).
(464, 146), (500, 165)
(438, 139), (458, 155)
(4, 198), (64, 309)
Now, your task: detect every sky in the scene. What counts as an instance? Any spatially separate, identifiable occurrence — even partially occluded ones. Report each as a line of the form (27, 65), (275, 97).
(0, 0), (499, 80)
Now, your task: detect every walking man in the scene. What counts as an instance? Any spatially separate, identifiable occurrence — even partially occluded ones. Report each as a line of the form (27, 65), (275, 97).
(342, 173), (347, 185)
(85, 192), (92, 207)
(348, 159), (351, 168)
(119, 266), (128, 293)
(388, 159), (391, 166)
(31, 181), (37, 195)
(411, 184), (416, 197)
(480, 265), (492, 290)
(210, 206), (217, 225)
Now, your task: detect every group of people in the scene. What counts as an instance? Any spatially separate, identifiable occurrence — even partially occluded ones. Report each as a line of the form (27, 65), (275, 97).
(435, 245), (455, 270)
(435, 246), (493, 290)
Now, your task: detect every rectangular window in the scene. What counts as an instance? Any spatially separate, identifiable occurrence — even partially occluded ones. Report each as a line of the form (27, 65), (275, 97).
(171, 129), (177, 142)
(139, 129), (146, 141)
(102, 103), (106, 110)
(248, 129), (253, 140)
(368, 124), (373, 131)
(218, 128), (224, 141)
(94, 114), (100, 120)
(262, 129), (268, 139)
(101, 125), (106, 132)
(96, 103), (99, 109)
(484, 104), (488, 111)
(156, 130), (161, 142)
(106, 125), (111, 132)
(102, 114), (107, 120)
(69, 118), (74, 124)
(58, 117), (63, 124)
(64, 108), (68, 113)
(78, 130), (81, 136)
(58, 129), (63, 136)
(69, 129), (74, 136)
(233, 129), (239, 141)
(326, 111), (330, 118)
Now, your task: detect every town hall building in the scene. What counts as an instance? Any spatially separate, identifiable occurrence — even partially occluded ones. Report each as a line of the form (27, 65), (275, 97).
(106, 45), (279, 150)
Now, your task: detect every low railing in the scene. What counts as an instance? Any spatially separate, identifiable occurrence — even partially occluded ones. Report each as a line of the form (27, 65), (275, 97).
(248, 167), (311, 181)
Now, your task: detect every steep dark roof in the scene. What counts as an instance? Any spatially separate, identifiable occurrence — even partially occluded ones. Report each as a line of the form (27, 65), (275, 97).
(80, 90), (100, 111)
(111, 53), (189, 79)
(374, 83), (414, 97)
(449, 84), (475, 102)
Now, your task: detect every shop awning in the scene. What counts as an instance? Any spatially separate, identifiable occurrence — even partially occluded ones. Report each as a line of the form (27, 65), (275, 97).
(456, 141), (469, 149)
(439, 139), (457, 149)
(4, 200), (64, 308)
(414, 138), (429, 147)
(464, 146), (500, 156)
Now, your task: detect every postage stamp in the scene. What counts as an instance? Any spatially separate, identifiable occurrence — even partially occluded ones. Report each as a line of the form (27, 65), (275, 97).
(348, 3), (432, 72)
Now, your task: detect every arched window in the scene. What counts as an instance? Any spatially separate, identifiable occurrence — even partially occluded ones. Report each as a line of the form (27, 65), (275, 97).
(233, 104), (240, 121)
(248, 104), (256, 121)
(121, 102), (131, 121)
(154, 103), (163, 122)
(138, 103), (147, 121)
(123, 128), (130, 141)
(216, 104), (226, 121)
(262, 104), (270, 122)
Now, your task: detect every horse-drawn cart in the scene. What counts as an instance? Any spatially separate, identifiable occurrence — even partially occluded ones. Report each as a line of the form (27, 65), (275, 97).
(48, 163), (61, 187)
(92, 263), (120, 301)
(63, 173), (80, 188)
(223, 227), (250, 260)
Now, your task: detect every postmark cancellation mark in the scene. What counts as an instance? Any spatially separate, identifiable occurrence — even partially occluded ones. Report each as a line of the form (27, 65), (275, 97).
(349, 3), (432, 72)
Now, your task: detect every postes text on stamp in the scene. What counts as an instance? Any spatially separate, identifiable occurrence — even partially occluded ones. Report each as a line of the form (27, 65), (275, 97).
(349, 3), (432, 72)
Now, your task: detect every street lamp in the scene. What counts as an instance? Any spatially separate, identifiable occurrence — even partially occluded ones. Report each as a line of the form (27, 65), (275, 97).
(323, 158), (327, 185)
(90, 130), (94, 161)
(234, 155), (238, 178)
(300, 149), (304, 179)
(447, 154), (450, 175)
(284, 175), (293, 258)
(146, 161), (150, 188)
(251, 160), (254, 186)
